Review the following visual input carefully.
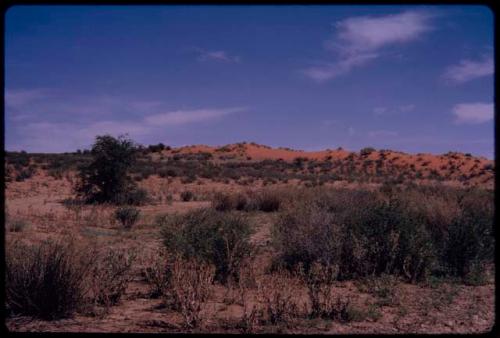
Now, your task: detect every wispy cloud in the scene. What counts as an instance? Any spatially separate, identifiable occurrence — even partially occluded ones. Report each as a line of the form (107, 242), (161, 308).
(303, 10), (434, 82)
(10, 107), (246, 152)
(5, 88), (53, 110)
(442, 55), (494, 84)
(145, 107), (245, 126)
(196, 48), (240, 63)
(5, 88), (247, 152)
(452, 102), (494, 124)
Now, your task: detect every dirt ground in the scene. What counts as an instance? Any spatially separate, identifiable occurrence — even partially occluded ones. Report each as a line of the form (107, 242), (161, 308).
(4, 173), (495, 334)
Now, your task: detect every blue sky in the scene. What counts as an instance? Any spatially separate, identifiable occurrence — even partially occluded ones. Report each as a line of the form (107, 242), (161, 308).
(5, 5), (494, 158)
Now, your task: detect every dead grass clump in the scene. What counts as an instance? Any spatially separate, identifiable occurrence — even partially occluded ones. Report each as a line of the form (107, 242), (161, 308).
(167, 257), (214, 329)
(6, 238), (95, 320)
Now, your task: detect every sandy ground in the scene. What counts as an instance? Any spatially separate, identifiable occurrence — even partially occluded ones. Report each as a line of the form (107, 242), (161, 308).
(4, 173), (495, 334)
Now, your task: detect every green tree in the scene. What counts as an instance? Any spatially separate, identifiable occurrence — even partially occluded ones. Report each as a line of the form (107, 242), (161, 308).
(76, 135), (143, 204)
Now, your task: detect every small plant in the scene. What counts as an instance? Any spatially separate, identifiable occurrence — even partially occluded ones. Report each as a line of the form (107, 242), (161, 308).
(141, 249), (171, 298)
(167, 257), (214, 329)
(180, 190), (194, 202)
(299, 262), (350, 320)
(7, 219), (28, 232)
(114, 207), (140, 229)
(257, 270), (303, 325)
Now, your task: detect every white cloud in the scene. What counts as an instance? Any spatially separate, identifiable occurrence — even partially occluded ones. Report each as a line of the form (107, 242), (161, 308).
(452, 103), (494, 124)
(303, 10), (433, 82)
(197, 49), (240, 63)
(145, 107), (245, 126)
(443, 56), (494, 84)
(302, 53), (378, 82)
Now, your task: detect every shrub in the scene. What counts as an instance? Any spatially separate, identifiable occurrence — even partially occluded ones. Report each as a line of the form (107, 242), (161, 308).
(443, 189), (494, 277)
(257, 270), (303, 325)
(255, 190), (281, 212)
(161, 208), (253, 284)
(141, 249), (171, 298)
(15, 167), (36, 182)
(7, 219), (28, 232)
(167, 257), (214, 329)
(181, 190), (194, 202)
(109, 187), (149, 206)
(88, 248), (135, 309)
(212, 192), (234, 211)
(75, 135), (139, 204)
(271, 186), (493, 283)
(360, 147), (376, 156)
(114, 207), (140, 229)
(6, 239), (94, 320)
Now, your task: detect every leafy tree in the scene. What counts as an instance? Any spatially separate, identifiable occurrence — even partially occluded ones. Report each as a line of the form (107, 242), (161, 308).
(76, 135), (143, 204)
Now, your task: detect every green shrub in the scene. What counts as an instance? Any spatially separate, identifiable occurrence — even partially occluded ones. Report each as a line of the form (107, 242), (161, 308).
(160, 208), (253, 284)
(75, 135), (139, 204)
(114, 207), (140, 229)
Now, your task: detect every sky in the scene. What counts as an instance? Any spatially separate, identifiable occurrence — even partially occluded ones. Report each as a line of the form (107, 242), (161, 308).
(5, 5), (495, 158)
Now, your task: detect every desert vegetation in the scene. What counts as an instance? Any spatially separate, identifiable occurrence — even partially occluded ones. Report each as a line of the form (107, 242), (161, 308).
(5, 135), (495, 333)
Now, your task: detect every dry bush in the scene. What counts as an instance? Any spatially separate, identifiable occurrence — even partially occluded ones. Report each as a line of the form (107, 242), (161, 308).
(257, 270), (304, 326)
(237, 304), (263, 333)
(6, 238), (95, 320)
(140, 248), (171, 298)
(356, 273), (399, 306)
(88, 247), (136, 310)
(167, 257), (214, 329)
(298, 262), (350, 320)
(223, 258), (257, 306)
